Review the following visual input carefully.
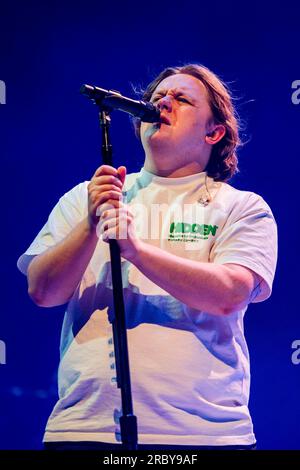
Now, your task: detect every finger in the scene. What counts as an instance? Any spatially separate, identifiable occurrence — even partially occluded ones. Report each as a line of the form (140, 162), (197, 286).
(89, 191), (122, 214)
(91, 175), (123, 189)
(99, 208), (119, 223)
(93, 165), (119, 178)
(102, 226), (118, 241)
(101, 223), (131, 241)
(97, 190), (123, 206)
(96, 214), (117, 239)
(98, 216), (118, 233)
(89, 184), (122, 197)
(99, 207), (128, 227)
(117, 166), (127, 185)
(101, 223), (129, 241)
(101, 204), (128, 217)
(100, 214), (131, 240)
(97, 200), (124, 217)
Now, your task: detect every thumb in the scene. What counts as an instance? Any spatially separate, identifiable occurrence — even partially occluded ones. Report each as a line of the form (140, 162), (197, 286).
(117, 166), (127, 186)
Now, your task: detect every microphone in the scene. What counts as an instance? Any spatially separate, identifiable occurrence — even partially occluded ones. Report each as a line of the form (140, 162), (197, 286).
(80, 84), (161, 123)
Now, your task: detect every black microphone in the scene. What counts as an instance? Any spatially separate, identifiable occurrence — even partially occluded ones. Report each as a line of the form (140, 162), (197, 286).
(80, 84), (161, 123)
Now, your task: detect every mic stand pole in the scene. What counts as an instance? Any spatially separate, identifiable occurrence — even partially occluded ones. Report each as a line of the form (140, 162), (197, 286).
(97, 105), (138, 450)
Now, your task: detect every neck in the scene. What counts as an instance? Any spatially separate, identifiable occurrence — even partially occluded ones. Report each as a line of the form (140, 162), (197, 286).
(144, 159), (206, 178)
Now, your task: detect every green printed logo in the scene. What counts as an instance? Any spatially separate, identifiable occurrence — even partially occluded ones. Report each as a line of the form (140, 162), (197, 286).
(168, 222), (218, 242)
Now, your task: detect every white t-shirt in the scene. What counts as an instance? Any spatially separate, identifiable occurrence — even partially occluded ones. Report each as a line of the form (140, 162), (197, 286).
(17, 168), (277, 446)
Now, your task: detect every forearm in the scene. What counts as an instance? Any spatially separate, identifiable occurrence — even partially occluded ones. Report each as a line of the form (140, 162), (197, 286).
(27, 217), (98, 307)
(130, 241), (251, 315)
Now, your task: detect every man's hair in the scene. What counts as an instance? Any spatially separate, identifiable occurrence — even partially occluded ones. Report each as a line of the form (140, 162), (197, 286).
(133, 64), (241, 182)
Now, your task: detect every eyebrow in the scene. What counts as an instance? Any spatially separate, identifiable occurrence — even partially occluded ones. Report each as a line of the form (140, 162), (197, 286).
(152, 87), (191, 96)
(151, 88), (196, 102)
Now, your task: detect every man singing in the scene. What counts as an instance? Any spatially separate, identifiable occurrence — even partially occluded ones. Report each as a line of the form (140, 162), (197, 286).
(18, 64), (277, 450)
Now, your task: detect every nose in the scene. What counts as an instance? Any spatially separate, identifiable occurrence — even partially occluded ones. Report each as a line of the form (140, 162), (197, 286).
(157, 95), (173, 112)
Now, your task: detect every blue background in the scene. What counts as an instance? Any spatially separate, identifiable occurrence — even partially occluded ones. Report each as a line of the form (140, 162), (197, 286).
(1, 0), (299, 449)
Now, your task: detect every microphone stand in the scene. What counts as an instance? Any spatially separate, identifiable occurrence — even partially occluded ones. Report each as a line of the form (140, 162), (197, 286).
(96, 104), (138, 450)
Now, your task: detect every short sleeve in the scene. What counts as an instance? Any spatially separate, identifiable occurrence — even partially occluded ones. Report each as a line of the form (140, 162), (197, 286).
(17, 182), (89, 275)
(209, 192), (278, 303)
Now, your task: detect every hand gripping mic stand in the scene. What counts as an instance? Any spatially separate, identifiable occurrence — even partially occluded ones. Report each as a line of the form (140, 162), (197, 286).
(81, 89), (138, 450)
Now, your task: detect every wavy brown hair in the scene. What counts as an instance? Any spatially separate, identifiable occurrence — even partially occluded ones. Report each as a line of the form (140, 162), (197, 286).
(133, 64), (241, 181)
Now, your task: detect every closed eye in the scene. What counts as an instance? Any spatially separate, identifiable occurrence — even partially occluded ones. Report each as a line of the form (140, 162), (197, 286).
(151, 94), (192, 104)
(151, 95), (163, 103)
(176, 95), (191, 104)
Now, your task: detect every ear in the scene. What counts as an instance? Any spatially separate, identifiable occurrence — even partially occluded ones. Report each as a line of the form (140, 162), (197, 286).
(205, 125), (226, 145)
